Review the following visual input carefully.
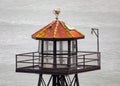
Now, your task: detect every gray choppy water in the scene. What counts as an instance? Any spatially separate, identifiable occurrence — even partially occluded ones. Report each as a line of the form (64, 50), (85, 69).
(0, 0), (120, 86)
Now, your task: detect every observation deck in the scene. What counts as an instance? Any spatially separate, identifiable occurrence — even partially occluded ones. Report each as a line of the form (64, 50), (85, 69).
(16, 51), (101, 75)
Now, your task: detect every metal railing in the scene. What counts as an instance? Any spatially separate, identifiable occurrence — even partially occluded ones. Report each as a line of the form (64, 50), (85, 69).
(16, 51), (101, 70)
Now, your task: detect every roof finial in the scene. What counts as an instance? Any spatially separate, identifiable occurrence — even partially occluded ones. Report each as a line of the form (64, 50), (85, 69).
(53, 8), (61, 20)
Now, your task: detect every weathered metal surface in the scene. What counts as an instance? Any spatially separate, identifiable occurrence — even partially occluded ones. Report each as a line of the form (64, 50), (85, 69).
(32, 20), (84, 39)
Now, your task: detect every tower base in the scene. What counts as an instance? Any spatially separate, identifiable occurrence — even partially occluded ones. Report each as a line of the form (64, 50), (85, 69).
(38, 74), (79, 86)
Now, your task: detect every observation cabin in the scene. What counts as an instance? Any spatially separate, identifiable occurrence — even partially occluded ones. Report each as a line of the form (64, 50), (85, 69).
(16, 8), (101, 86)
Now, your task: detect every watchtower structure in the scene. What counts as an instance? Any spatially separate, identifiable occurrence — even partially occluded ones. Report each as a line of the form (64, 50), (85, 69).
(16, 9), (101, 86)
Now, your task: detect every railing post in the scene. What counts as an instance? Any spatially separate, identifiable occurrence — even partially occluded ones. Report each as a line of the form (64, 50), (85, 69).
(33, 52), (35, 68)
(98, 52), (101, 68)
(38, 52), (41, 67)
(83, 55), (85, 69)
(16, 55), (18, 70)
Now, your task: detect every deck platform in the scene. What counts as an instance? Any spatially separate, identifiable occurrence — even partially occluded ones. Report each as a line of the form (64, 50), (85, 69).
(16, 65), (100, 75)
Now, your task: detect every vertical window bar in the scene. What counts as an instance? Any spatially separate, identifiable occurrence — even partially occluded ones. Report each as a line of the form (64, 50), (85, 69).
(41, 40), (44, 68)
(53, 40), (57, 68)
(75, 40), (78, 66)
(68, 40), (71, 67)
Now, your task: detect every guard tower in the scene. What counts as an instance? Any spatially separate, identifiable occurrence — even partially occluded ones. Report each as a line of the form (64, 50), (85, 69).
(16, 9), (101, 86)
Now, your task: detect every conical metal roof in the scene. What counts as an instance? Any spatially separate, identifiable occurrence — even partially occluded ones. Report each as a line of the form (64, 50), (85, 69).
(32, 19), (84, 40)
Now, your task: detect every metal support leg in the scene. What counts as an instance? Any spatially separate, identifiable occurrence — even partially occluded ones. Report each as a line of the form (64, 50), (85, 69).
(38, 74), (42, 86)
(47, 75), (52, 86)
(56, 75), (60, 86)
(75, 74), (79, 86)
(60, 75), (65, 86)
(38, 74), (79, 86)
(61, 75), (68, 86)
(52, 75), (56, 86)
(71, 74), (79, 86)
(38, 74), (46, 86)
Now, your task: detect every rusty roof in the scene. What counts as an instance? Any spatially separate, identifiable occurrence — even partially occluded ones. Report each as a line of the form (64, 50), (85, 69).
(32, 20), (85, 40)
